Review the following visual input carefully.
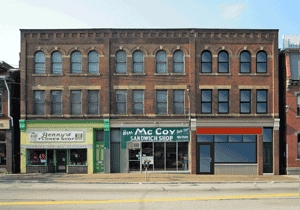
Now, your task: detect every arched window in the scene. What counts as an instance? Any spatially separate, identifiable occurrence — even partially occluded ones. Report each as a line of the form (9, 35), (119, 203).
(34, 51), (45, 74)
(71, 51), (82, 74)
(133, 50), (143, 73)
(201, 51), (212, 73)
(240, 51), (251, 73)
(218, 51), (229, 73)
(115, 50), (126, 73)
(173, 50), (184, 73)
(51, 51), (62, 74)
(156, 50), (167, 73)
(88, 51), (98, 74)
(256, 51), (267, 73)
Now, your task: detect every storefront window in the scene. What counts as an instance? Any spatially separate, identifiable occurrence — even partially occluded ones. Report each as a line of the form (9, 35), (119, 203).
(129, 149), (140, 171)
(0, 144), (6, 165)
(27, 149), (46, 165)
(69, 149), (87, 165)
(178, 142), (188, 171)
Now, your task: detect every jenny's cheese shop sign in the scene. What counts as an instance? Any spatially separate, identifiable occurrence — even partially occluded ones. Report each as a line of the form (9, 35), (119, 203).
(122, 127), (189, 142)
(30, 131), (84, 142)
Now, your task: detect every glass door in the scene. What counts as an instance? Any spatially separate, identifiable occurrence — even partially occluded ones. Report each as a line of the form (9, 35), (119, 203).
(197, 143), (214, 174)
(56, 149), (67, 173)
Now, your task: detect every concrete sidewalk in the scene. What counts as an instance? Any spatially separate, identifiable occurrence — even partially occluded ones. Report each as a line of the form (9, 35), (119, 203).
(0, 173), (299, 184)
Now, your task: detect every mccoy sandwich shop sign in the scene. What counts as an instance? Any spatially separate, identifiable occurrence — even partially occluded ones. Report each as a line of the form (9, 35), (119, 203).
(122, 127), (190, 142)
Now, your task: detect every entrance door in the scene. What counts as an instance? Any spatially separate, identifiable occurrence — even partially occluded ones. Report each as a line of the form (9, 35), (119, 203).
(110, 142), (120, 173)
(56, 150), (66, 173)
(263, 142), (273, 173)
(197, 143), (214, 174)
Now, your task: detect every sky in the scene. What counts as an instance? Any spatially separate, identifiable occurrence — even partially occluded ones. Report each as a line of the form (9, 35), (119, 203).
(1, 0), (300, 68)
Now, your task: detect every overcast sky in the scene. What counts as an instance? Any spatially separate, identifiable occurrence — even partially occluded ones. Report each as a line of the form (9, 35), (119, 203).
(1, 0), (299, 68)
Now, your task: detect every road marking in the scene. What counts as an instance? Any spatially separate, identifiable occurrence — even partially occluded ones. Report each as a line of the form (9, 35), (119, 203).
(0, 193), (298, 206)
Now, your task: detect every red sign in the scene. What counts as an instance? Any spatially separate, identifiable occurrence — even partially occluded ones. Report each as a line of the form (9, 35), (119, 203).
(196, 127), (262, 135)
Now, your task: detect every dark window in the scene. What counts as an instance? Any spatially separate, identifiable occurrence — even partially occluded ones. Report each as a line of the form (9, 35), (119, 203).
(256, 51), (267, 73)
(256, 90), (267, 113)
(218, 51), (229, 73)
(173, 90), (184, 114)
(88, 51), (98, 74)
(263, 128), (273, 142)
(34, 51), (45, 74)
(51, 51), (62, 74)
(218, 90), (229, 113)
(156, 90), (167, 114)
(51, 90), (62, 115)
(240, 90), (251, 113)
(297, 95), (300, 116)
(0, 144), (6, 165)
(95, 130), (104, 142)
(173, 50), (184, 73)
(88, 90), (99, 114)
(133, 51), (144, 73)
(156, 50), (167, 73)
(71, 51), (82, 73)
(240, 51), (251, 73)
(201, 90), (212, 113)
(34, 90), (45, 115)
(116, 90), (126, 114)
(201, 51), (212, 73)
(116, 51), (126, 73)
(133, 90), (144, 114)
(0, 91), (2, 114)
(69, 149), (87, 165)
(71, 90), (82, 115)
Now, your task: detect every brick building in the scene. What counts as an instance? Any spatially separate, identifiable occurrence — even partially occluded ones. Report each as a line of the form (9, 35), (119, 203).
(0, 61), (20, 173)
(280, 35), (300, 175)
(19, 28), (280, 175)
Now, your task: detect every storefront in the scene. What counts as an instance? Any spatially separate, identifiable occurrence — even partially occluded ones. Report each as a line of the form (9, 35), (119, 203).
(19, 119), (109, 174)
(121, 127), (190, 172)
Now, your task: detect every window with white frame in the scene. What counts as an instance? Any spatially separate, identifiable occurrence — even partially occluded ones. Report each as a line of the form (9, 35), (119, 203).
(156, 50), (167, 73)
(34, 90), (45, 115)
(173, 50), (184, 73)
(51, 90), (62, 115)
(173, 90), (184, 114)
(156, 90), (167, 114)
(88, 90), (99, 114)
(133, 50), (144, 73)
(51, 51), (62, 74)
(256, 90), (267, 114)
(133, 90), (144, 114)
(240, 89), (251, 114)
(116, 90), (126, 114)
(71, 51), (82, 74)
(88, 51), (98, 74)
(34, 51), (45, 74)
(218, 89), (229, 114)
(71, 90), (82, 115)
(116, 50), (126, 73)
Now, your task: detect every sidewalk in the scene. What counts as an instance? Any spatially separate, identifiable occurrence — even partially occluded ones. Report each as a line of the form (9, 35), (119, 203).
(0, 173), (299, 184)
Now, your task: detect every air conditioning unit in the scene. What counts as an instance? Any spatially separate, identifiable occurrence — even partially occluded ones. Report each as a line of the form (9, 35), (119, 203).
(127, 141), (141, 149)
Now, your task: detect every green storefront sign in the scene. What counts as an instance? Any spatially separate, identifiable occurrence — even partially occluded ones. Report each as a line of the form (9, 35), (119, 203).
(121, 127), (189, 148)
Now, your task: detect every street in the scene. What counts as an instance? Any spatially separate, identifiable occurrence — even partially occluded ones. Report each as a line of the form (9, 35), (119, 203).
(0, 182), (299, 209)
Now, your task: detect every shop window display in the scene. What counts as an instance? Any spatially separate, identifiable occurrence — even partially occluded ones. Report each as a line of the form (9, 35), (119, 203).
(27, 149), (46, 165)
(69, 149), (87, 165)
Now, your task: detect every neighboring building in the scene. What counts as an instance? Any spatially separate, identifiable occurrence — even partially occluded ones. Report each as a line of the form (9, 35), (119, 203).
(280, 35), (300, 175)
(19, 28), (280, 175)
(0, 61), (20, 173)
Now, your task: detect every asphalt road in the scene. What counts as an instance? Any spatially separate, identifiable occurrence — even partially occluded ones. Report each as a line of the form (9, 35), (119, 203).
(0, 182), (299, 209)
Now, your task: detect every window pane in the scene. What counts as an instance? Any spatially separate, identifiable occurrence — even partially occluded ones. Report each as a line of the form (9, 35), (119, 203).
(88, 63), (98, 73)
(218, 51), (228, 62)
(88, 51), (98, 62)
(35, 52), (45, 62)
(157, 103), (167, 114)
(215, 143), (256, 162)
(133, 91), (143, 114)
(52, 64), (62, 74)
(51, 91), (62, 115)
(71, 91), (81, 115)
(241, 103), (250, 113)
(174, 51), (183, 62)
(35, 91), (45, 115)
(257, 63), (267, 73)
(157, 91), (167, 102)
(35, 64), (45, 74)
(218, 63), (228, 73)
(202, 102), (211, 113)
(197, 135), (213, 142)
(202, 51), (211, 62)
(174, 63), (183, 73)
(215, 135), (227, 142)
(263, 128), (272, 142)
(201, 63), (212, 73)
(116, 51), (126, 62)
(257, 103), (267, 113)
(240, 63), (250, 73)
(52, 52), (62, 62)
(133, 91), (144, 102)
(157, 51), (166, 62)
(241, 90), (250, 102)
(202, 90), (211, 102)
(228, 135), (243, 142)
(117, 103), (126, 114)
(71, 63), (82, 73)
(133, 103), (143, 114)
(0, 144), (6, 165)
(133, 63), (143, 73)
(257, 90), (267, 102)
(174, 90), (184, 102)
(133, 51), (143, 62)
(116, 63), (126, 73)
(174, 103), (184, 114)
(116, 91), (126, 101)
(241, 52), (250, 62)
(218, 103), (228, 113)
(156, 63), (166, 73)
(95, 130), (104, 141)
(243, 135), (256, 142)
(88, 90), (98, 114)
(257, 52), (267, 62)
(71, 52), (82, 62)
(218, 90), (228, 102)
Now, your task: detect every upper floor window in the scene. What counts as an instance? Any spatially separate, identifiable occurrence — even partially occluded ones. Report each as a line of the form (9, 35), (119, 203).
(116, 90), (127, 114)
(156, 90), (167, 114)
(133, 90), (144, 114)
(71, 51), (82, 74)
(51, 90), (62, 115)
(201, 51), (212, 73)
(34, 90), (45, 115)
(201, 89), (212, 114)
(173, 90), (184, 114)
(256, 51), (267, 73)
(256, 90), (267, 114)
(51, 51), (62, 74)
(0, 91), (2, 114)
(34, 51), (45, 74)
(297, 94), (300, 116)
(240, 51), (251, 73)
(116, 50), (126, 73)
(156, 50), (167, 73)
(70, 90), (82, 115)
(88, 90), (99, 114)
(240, 90), (251, 114)
(218, 51), (229, 73)
(88, 51), (99, 74)
(218, 90), (229, 114)
(133, 50), (144, 73)
(173, 50), (184, 73)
